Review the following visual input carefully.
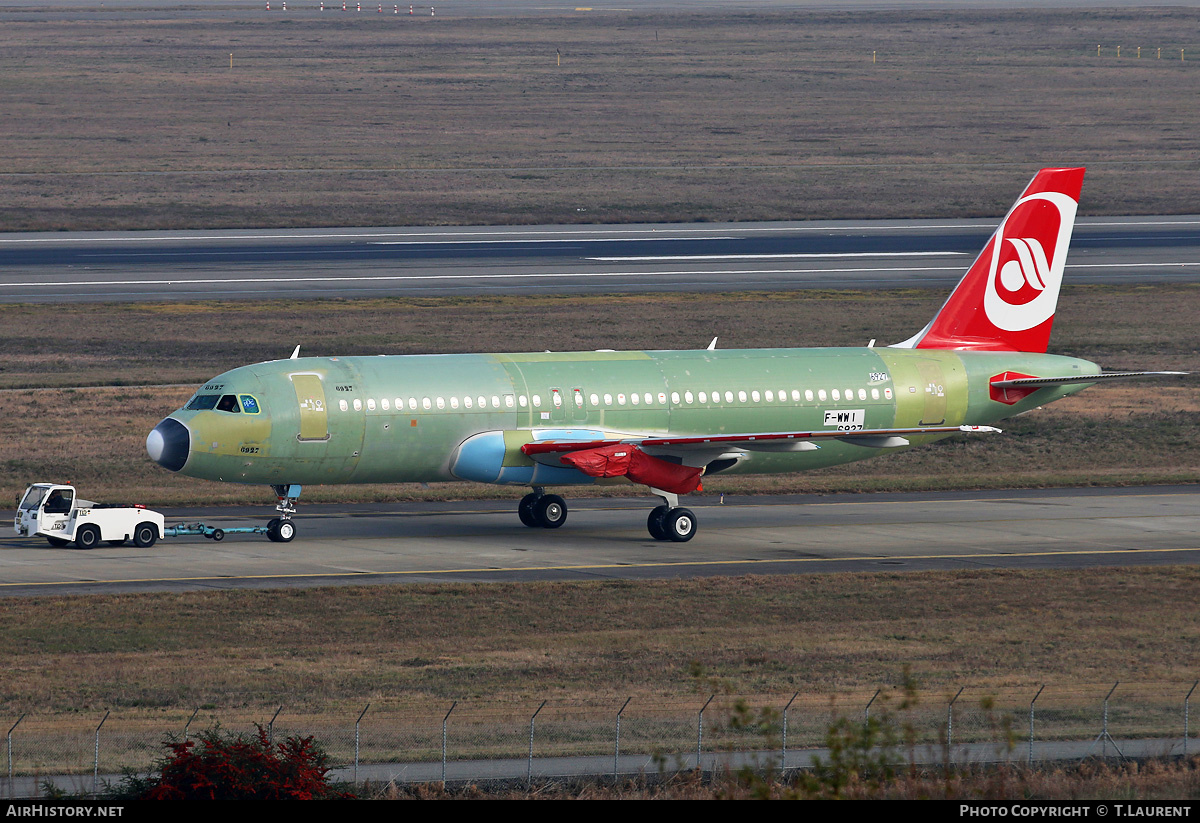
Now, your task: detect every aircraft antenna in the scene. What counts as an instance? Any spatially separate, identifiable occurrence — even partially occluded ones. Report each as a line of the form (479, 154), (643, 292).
(706, 337), (718, 351)
(290, 345), (301, 360)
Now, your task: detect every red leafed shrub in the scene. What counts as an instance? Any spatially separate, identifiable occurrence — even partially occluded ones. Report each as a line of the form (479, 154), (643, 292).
(139, 725), (354, 800)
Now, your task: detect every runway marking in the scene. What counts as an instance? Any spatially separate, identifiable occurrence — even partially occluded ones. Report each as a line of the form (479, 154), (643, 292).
(5, 262), (1200, 291)
(3, 546), (1197, 591)
(585, 252), (967, 262)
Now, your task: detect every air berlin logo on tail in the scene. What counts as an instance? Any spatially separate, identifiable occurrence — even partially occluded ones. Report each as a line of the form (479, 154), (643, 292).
(983, 192), (1077, 332)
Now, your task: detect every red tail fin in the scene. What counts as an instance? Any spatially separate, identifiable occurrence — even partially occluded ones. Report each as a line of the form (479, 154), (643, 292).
(895, 167), (1084, 353)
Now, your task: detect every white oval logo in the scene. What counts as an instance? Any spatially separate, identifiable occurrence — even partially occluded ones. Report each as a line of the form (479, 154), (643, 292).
(983, 191), (1077, 332)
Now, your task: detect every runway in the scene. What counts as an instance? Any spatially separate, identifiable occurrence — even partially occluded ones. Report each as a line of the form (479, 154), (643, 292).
(2, 485), (1197, 596)
(2, 215), (1200, 302)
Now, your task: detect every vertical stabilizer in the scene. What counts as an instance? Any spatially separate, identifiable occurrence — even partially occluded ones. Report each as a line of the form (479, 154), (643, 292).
(893, 167), (1084, 353)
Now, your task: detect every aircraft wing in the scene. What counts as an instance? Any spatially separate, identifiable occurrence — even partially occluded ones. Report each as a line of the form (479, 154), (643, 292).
(521, 424), (1001, 459)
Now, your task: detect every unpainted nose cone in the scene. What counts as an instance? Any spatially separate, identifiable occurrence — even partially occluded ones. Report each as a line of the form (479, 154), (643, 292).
(147, 418), (190, 472)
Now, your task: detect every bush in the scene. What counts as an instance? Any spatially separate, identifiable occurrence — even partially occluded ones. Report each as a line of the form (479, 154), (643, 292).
(118, 725), (354, 800)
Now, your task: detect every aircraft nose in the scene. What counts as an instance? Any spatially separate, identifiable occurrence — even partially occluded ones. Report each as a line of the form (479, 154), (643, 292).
(147, 417), (191, 472)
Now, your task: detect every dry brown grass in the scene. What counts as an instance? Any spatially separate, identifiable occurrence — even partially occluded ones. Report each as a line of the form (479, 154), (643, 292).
(374, 759), (1200, 799)
(2, 567), (1199, 716)
(2, 7), (1200, 229)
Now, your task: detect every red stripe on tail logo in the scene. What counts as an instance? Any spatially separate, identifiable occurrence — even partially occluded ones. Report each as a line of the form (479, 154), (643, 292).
(983, 192), (1077, 332)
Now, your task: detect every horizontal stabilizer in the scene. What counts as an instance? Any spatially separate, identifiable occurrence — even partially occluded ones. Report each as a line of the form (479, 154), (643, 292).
(989, 370), (1188, 404)
(990, 371), (1187, 389)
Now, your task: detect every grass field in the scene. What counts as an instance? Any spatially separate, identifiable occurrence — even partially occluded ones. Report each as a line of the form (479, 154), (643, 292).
(2, 6), (1200, 229)
(3, 567), (1199, 716)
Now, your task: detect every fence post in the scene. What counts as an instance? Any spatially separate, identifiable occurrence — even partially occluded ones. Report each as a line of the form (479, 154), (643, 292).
(267, 705), (283, 744)
(7, 714), (24, 797)
(527, 700), (546, 789)
(697, 695), (714, 773)
(442, 701), (456, 789)
(354, 704), (370, 786)
(1028, 685), (1044, 767)
(183, 707), (199, 743)
(865, 688), (881, 724)
(947, 687), (964, 749)
(1082, 682), (1123, 761)
(1185, 681), (1197, 758)
(614, 697), (631, 781)
(92, 710), (109, 797)
(782, 692), (799, 768)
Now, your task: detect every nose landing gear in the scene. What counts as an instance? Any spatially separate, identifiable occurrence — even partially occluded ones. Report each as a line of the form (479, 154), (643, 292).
(267, 484), (301, 543)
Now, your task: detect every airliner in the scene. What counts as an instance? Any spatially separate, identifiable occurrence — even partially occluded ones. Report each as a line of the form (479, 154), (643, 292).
(146, 168), (1183, 543)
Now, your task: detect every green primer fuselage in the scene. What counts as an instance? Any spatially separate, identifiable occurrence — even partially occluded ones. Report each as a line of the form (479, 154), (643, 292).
(166, 346), (1099, 488)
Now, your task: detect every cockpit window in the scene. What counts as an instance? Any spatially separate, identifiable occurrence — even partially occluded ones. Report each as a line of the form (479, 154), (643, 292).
(239, 395), (260, 414)
(216, 395), (241, 413)
(186, 394), (220, 411)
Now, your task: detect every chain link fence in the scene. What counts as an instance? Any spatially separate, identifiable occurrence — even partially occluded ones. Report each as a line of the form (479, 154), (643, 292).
(4, 679), (1198, 795)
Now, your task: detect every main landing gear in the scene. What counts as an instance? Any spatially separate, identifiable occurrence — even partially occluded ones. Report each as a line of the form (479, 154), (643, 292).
(518, 488), (568, 529)
(515, 487), (698, 541)
(646, 489), (696, 543)
(267, 484), (301, 543)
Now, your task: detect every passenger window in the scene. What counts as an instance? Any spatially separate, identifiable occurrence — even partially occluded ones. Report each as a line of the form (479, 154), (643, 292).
(367, 399), (377, 411)
(684, 391), (693, 404)
(216, 395), (241, 413)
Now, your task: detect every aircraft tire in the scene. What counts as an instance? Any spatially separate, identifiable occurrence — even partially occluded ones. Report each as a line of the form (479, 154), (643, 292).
(535, 495), (567, 529)
(46, 536), (70, 548)
(518, 493), (540, 527)
(664, 508), (697, 543)
(75, 525), (101, 550)
(275, 520), (297, 543)
(133, 523), (158, 548)
(647, 506), (670, 540)
(266, 517), (282, 542)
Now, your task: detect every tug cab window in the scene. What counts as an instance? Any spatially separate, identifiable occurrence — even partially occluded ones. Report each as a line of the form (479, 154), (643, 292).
(216, 395), (242, 413)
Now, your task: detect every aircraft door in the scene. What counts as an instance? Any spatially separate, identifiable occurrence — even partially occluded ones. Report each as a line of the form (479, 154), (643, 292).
(915, 361), (947, 426)
(290, 373), (330, 441)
